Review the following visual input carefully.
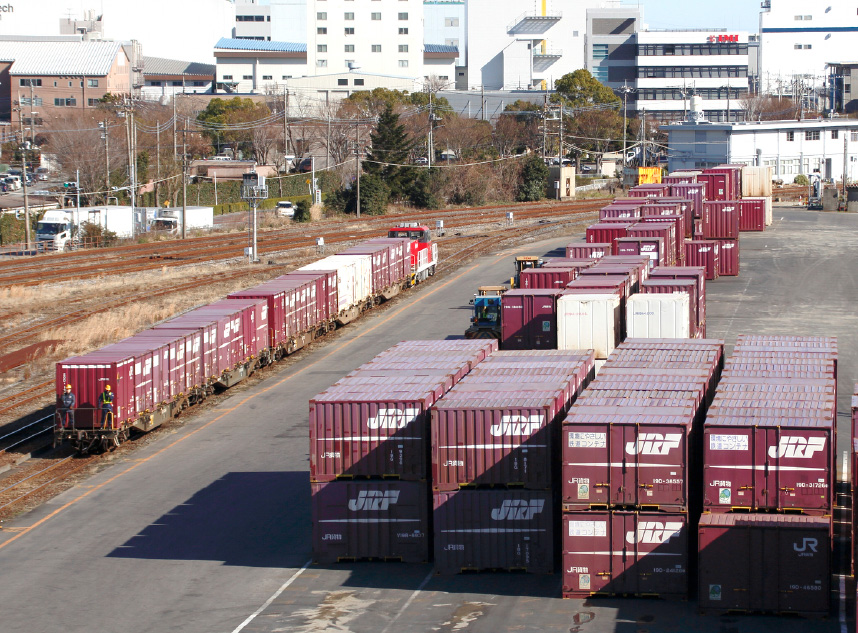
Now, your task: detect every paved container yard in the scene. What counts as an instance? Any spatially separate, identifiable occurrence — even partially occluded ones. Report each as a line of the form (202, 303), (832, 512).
(0, 207), (854, 633)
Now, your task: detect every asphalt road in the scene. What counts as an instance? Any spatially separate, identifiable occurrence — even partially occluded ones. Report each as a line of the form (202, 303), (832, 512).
(0, 207), (854, 633)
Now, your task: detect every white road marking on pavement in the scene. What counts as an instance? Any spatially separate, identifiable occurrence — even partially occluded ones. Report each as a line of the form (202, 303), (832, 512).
(839, 450), (848, 633)
(231, 560), (311, 633)
(380, 570), (434, 633)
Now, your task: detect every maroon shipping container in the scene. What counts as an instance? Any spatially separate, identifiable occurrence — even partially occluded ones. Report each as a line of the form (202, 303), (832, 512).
(703, 201), (740, 239)
(738, 199), (765, 232)
(519, 267), (578, 290)
(713, 238), (739, 276)
(129, 328), (205, 396)
(432, 389), (567, 489)
(586, 223), (634, 255)
(310, 385), (438, 481)
(637, 216), (684, 260)
(697, 172), (729, 201)
(702, 416), (834, 514)
(648, 268), (706, 329)
(278, 270), (338, 324)
(698, 514), (830, 616)
(600, 205), (641, 221)
(363, 237), (412, 284)
(207, 298), (269, 359)
(339, 240), (409, 294)
(684, 240), (720, 281)
(562, 405), (697, 511)
(566, 275), (631, 301)
(500, 290), (560, 350)
(599, 256), (652, 283)
(580, 265), (641, 292)
(562, 511), (689, 599)
(711, 164), (743, 199)
(628, 184), (670, 198)
(155, 314), (237, 380)
(56, 350), (139, 431)
(663, 175), (694, 185)
(628, 223), (676, 266)
(153, 319), (219, 380)
(651, 197), (694, 237)
(641, 278), (701, 335)
(540, 259), (596, 274)
(311, 481), (430, 563)
(116, 332), (186, 404)
(616, 237), (666, 268)
(669, 183), (706, 218)
(566, 242), (611, 259)
(433, 489), (554, 574)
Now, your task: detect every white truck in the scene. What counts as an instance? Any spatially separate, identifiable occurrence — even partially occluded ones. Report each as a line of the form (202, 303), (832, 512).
(36, 206), (135, 251)
(150, 206), (214, 233)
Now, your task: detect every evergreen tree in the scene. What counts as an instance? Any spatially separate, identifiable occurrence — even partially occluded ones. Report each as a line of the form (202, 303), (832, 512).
(363, 104), (414, 201)
(517, 155), (549, 202)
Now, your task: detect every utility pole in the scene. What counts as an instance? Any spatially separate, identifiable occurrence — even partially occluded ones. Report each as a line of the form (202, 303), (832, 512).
(428, 90), (433, 168)
(481, 84), (485, 121)
(617, 83), (634, 176)
(283, 87), (290, 157)
(182, 125), (187, 239)
(843, 135), (848, 204)
(101, 118), (109, 203)
(15, 102), (31, 250)
(640, 109), (647, 167)
(326, 113), (332, 168)
(155, 121), (160, 207)
(542, 95), (547, 159)
(172, 93), (178, 157)
(355, 124), (361, 218)
(558, 104), (563, 167)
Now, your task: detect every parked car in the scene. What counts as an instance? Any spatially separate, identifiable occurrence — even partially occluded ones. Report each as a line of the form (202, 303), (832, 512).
(276, 201), (295, 218)
(295, 158), (314, 173)
(414, 157), (428, 166)
(36, 167), (50, 181)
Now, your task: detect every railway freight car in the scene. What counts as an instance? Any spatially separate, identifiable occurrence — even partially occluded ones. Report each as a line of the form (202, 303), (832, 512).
(54, 225), (438, 453)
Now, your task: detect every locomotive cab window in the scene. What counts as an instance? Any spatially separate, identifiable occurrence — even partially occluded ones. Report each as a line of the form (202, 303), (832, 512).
(388, 228), (429, 241)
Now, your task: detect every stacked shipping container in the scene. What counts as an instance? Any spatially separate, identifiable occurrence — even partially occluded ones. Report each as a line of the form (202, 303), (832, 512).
(309, 339), (497, 563)
(698, 335), (836, 616)
(561, 339), (724, 599)
(431, 350), (596, 574)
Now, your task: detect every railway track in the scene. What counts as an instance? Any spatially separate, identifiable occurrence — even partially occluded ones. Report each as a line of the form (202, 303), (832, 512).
(0, 200), (607, 286)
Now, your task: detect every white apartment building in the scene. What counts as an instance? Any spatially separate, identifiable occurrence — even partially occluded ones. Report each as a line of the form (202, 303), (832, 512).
(233, 1), (273, 41)
(664, 118), (858, 183)
(636, 31), (750, 123)
(759, 0), (858, 94)
(424, 0), (465, 68)
(215, 38), (308, 94)
(464, 0), (608, 91)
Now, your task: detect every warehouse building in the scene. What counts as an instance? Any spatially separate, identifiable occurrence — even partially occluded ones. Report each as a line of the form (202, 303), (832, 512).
(664, 115), (858, 183)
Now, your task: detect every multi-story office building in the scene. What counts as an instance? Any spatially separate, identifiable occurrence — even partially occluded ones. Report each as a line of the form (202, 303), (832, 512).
(233, 1), (273, 41)
(759, 0), (858, 94)
(636, 30), (750, 123)
(586, 7), (640, 95)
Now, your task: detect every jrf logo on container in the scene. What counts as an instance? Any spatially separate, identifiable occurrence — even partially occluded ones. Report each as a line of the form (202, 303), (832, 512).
(366, 407), (420, 429)
(347, 490), (400, 511)
(625, 433), (682, 455)
(625, 522), (683, 545)
(490, 499), (545, 520)
(490, 414), (544, 437)
(768, 436), (826, 459)
(793, 537), (818, 556)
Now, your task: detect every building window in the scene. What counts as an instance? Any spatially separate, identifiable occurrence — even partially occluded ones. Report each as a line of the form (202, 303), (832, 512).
(832, 130), (839, 139)
(344, 12), (354, 20)
(262, 75), (273, 80)
(87, 98), (101, 106)
(592, 44), (609, 60)
(150, 80), (162, 86)
(345, 44), (354, 52)
(786, 131), (794, 141)
(399, 44), (408, 52)
(338, 78), (348, 86)
(399, 60), (408, 67)
(222, 75), (233, 80)
(846, 84), (852, 94)
(68, 81), (73, 87)
(282, 75), (292, 80)
(317, 12), (327, 20)
(372, 45), (382, 52)
(804, 14), (812, 19)
(445, 38), (459, 48)
(371, 12), (381, 20)
(663, 44), (675, 56)
(573, 30), (579, 37)
(53, 97), (77, 106)
(439, 75), (448, 80)
(804, 44), (812, 49)
(852, 131), (858, 142)
(86, 79), (99, 88)
(20, 96), (43, 106)
(318, 27), (327, 34)
(345, 27), (354, 34)
(318, 44), (327, 52)
(398, 12), (408, 20)
(317, 60), (327, 67)
(243, 75), (253, 80)
(805, 130), (820, 141)
(444, 17), (459, 27)
(399, 27), (408, 34)
(354, 78), (364, 86)
(591, 67), (608, 82)
(193, 81), (205, 87)
(794, 44), (803, 49)
(171, 81), (183, 86)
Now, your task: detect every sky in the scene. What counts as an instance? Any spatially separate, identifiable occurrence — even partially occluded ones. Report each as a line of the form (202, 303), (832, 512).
(621, 0), (760, 33)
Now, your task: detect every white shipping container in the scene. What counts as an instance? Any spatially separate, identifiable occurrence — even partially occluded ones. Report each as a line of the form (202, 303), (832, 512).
(627, 293), (690, 339)
(557, 293), (621, 360)
(741, 166), (773, 198)
(299, 254), (372, 312)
